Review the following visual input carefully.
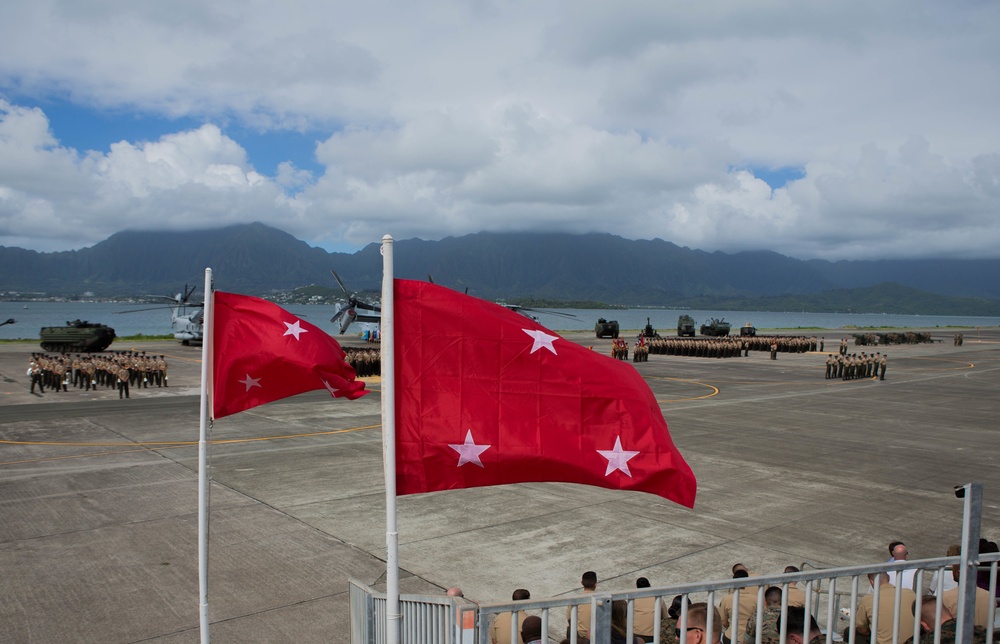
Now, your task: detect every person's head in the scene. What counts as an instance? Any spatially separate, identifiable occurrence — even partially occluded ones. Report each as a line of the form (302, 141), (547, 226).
(668, 595), (684, 620)
(446, 587), (464, 597)
(732, 563), (749, 575)
(512, 588), (530, 601)
(891, 542), (909, 560)
(581, 571), (597, 590)
(868, 572), (890, 588)
(521, 615), (543, 642)
(764, 586), (782, 608)
(684, 602), (722, 644)
(778, 606), (821, 644)
(784, 565), (800, 574)
(733, 569), (749, 580)
(637, 577), (651, 589)
(912, 599), (954, 633)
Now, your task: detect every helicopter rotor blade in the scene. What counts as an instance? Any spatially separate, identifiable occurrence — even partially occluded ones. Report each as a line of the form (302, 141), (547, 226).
(330, 269), (349, 296)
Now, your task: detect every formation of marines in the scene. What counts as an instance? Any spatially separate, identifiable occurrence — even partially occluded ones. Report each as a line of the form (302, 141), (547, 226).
(644, 335), (818, 358)
(825, 352), (888, 381)
(26, 351), (169, 399)
(344, 347), (381, 378)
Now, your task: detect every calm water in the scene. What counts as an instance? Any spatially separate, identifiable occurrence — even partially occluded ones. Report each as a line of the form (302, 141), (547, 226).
(2, 301), (998, 341)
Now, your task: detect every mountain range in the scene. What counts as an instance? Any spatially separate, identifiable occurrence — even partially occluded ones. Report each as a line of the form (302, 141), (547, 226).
(1, 222), (999, 315)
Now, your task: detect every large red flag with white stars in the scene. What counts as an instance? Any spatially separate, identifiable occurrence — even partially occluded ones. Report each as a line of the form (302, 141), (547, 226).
(213, 291), (368, 419)
(393, 280), (696, 507)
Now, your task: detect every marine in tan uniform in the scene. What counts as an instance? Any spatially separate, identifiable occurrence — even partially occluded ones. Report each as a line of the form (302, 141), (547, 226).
(566, 571), (597, 639)
(847, 572), (916, 644)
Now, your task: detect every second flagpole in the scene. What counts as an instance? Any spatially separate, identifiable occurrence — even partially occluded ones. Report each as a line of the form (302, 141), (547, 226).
(380, 235), (401, 644)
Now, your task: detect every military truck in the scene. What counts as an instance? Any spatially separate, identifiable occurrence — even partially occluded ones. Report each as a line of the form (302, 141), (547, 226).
(740, 323), (757, 337)
(699, 317), (731, 337)
(677, 315), (696, 337)
(39, 320), (116, 353)
(595, 318), (620, 339)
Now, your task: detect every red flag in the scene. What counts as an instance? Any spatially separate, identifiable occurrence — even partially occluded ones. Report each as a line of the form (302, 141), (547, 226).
(213, 291), (368, 419)
(393, 280), (696, 508)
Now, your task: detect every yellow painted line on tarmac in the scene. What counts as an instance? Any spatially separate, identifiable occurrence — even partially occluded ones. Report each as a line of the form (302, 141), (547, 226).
(0, 423), (381, 451)
(909, 357), (975, 370)
(646, 376), (720, 402)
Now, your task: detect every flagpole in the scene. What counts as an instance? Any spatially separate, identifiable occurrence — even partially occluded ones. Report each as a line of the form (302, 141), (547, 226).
(380, 235), (400, 644)
(198, 267), (214, 644)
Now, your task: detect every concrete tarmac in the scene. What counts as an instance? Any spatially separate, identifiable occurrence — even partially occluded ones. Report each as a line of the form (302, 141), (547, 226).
(2, 328), (999, 642)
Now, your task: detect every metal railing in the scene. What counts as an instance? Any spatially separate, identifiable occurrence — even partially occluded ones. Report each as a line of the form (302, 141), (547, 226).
(351, 483), (998, 644)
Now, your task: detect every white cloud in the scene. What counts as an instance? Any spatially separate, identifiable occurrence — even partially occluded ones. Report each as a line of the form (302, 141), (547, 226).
(1, 1), (999, 259)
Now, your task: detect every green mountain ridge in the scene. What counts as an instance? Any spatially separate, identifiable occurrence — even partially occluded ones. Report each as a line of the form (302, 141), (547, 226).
(1, 223), (999, 315)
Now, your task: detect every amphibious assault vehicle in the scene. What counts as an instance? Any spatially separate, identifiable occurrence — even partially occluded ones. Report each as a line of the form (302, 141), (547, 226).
(39, 320), (116, 353)
(677, 315), (696, 337)
(699, 317), (731, 337)
(595, 318), (620, 338)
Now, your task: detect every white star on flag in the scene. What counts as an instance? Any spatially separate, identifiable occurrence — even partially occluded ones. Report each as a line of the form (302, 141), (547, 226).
(523, 328), (559, 355)
(597, 436), (640, 477)
(321, 379), (338, 395)
(283, 320), (308, 340)
(239, 374), (262, 392)
(448, 430), (491, 468)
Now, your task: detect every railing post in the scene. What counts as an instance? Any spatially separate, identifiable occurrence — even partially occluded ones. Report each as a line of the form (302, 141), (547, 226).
(957, 482), (983, 644)
(593, 594), (613, 644)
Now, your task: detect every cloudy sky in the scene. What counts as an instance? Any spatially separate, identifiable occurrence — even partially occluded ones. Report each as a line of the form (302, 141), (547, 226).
(1, 1), (998, 260)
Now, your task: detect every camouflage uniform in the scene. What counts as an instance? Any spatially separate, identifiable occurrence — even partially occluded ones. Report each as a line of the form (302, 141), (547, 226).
(743, 607), (781, 644)
(657, 616), (678, 644)
(902, 619), (996, 644)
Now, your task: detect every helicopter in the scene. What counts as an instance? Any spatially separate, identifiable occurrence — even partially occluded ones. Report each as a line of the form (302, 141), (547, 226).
(116, 285), (204, 345)
(329, 270), (381, 335)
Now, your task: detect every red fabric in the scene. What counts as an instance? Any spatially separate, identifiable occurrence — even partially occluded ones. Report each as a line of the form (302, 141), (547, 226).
(213, 291), (368, 419)
(393, 280), (697, 508)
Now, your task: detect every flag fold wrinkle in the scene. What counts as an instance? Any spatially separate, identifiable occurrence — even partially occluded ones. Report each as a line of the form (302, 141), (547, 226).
(393, 279), (697, 508)
(213, 291), (367, 419)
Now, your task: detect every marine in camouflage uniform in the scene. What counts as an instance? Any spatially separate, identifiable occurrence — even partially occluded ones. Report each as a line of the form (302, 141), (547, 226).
(744, 606), (782, 644)
(903, 619), (996, 644)
(657, 615), (678, 644)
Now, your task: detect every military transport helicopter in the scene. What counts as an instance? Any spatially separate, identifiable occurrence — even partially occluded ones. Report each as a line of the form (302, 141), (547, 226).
(116, 285), (204, 345)
(329, 270), (381, 335)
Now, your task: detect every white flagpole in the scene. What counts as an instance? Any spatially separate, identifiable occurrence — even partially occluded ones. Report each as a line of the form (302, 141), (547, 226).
(198, 267), (214, 644)
(380, 236), (400, 644)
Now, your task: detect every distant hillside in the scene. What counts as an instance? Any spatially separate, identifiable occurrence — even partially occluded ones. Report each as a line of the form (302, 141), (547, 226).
(1, 223), (999, 315)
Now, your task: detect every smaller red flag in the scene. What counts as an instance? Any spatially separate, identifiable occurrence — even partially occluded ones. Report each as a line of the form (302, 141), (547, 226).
(212, 291), (368, 419)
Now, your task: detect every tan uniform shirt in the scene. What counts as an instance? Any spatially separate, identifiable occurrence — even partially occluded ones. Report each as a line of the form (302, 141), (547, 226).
(634, 596), (667, 638)
(720, 588), (758, 643)
(856, 584), (917, 644)
(785, 584), (806, 608)
(567, 589), (595, 638)
(490, 610), (530, 644)
(941, 585), (993, 629)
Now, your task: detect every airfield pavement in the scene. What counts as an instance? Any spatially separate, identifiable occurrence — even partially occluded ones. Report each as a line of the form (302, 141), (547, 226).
(1, 327), (999, 643)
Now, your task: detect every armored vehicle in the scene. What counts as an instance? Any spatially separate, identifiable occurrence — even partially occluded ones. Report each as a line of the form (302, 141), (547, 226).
(595, 318), (620, 338)
(699, 317), (731, 337)
(40, 320), (116, 353)
(677, 315), (696, 337)
(740, 323), (757, 337)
